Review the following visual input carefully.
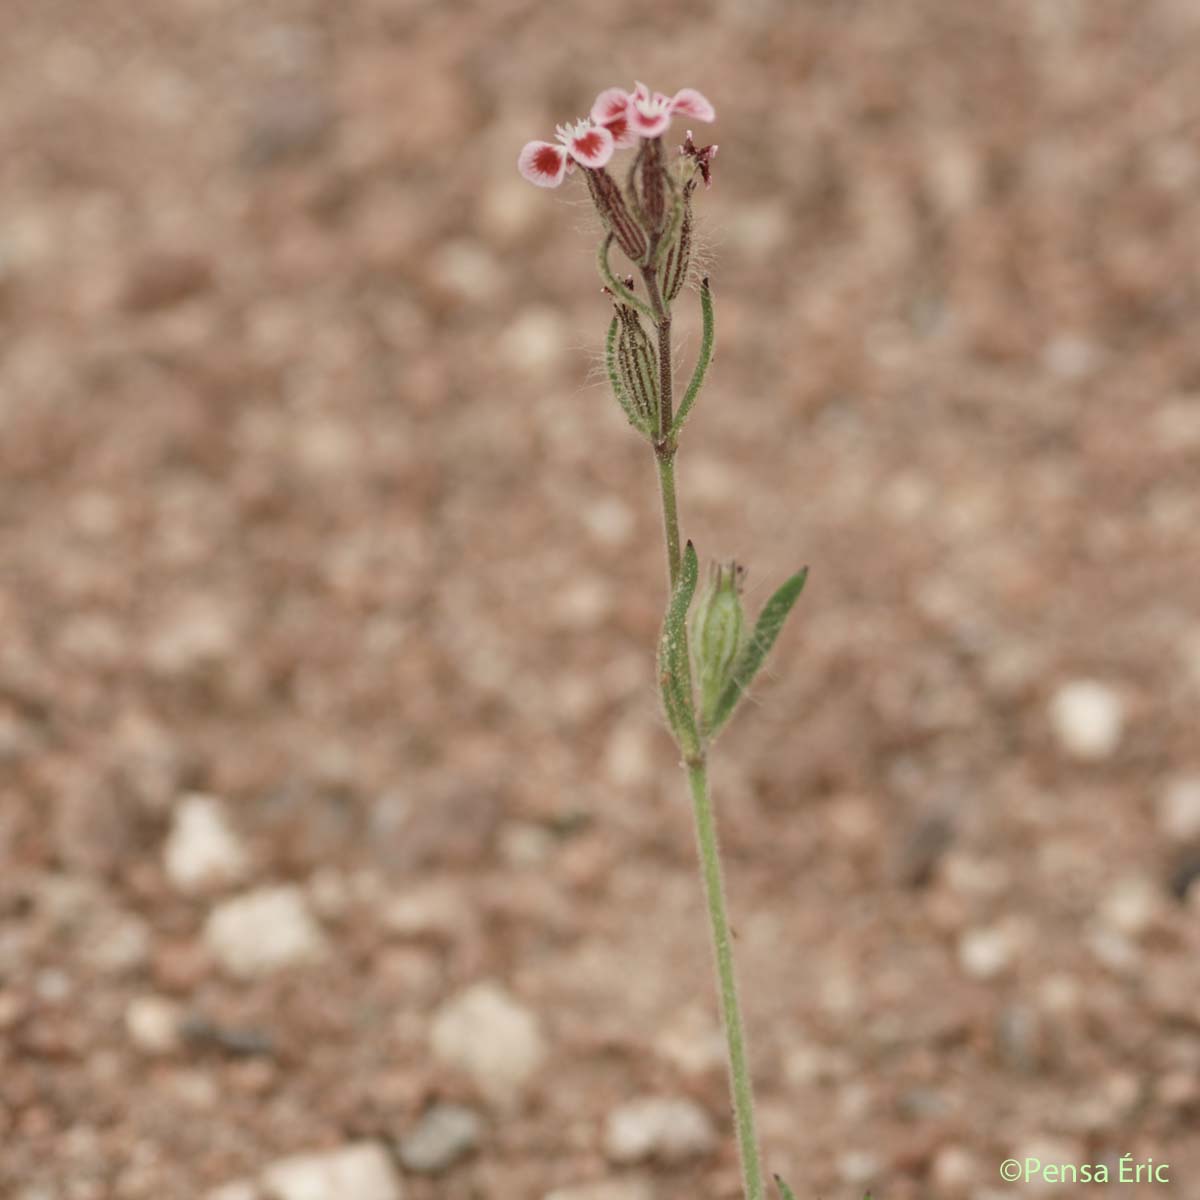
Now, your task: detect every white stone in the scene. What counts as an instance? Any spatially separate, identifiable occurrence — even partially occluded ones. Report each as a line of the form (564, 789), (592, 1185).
(430, 981), (547, 1108)
(1098, 876), (1160, 937)
(125, 995), (182, 1055)
(544, 1184), (653, 1200)
(1158, 776), (1200, 842)
(930, 1145), (978, 1197)
(260, 1142), (402, 1200)
(382, 881), (472, 941)
(204, 885), (326, 979)
(958, 924), (1017, 980)
(837, 1150), (881, 1185)
(83, 909), (151, 974)
(654, 1007), (726, 1076)
(1049, 680), (1125, 761)
(165, 794), (249, 894)
(204, 1183), (260, 1200)
(604, 1096), (716, 1165)
(397, 1103), (482, 1173)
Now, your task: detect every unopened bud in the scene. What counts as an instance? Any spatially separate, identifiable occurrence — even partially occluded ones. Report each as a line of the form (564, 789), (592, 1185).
(634, 137), (668, 235)
(615, 303), (659, 430)
(585, 168), (648, 264)
(690, 561), (746, 728)
(659, 177), (695, 303)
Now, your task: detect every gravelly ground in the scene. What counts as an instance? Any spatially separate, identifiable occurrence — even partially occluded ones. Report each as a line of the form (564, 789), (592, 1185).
(3, 0), (1200, 1197)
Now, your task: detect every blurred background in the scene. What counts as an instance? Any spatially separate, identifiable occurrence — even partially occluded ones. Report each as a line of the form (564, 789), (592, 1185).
(2, 0), (1200, 1197)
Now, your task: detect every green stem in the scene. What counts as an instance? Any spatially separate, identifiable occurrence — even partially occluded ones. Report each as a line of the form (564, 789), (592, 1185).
(656, 453), (682, 591)
(687, 757), (765, 1200)
(644, 231), (764, 1200)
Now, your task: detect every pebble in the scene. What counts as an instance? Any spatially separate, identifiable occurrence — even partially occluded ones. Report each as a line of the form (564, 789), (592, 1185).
(1049, 680), (1125, 761)
(125, 995), (182, 1055)
(383, 881), (472, 943)
(603, 1096), (716, 1165)
(654, 1007), (726, 1077)
(396, 1102), (483, 1174)
(543, 1184), (653, 1200)
(83, 909), (151, 975)
(164, 794), (249, 894)
(1097, 876), (1160, 937)
(260, 1142), (403, 1200)
(204, 1183), (260, 1200)
(122, 251), (214, 312)
(204, 885), (327, 979)
(430, 981), (547, 1109)
(1158, 776), (1200, 843)
(958, 924), (1017, 980)
(930, 1144), (978, 1196)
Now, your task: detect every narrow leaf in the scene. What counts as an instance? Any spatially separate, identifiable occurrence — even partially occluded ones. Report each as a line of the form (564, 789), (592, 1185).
(597, 233), (656, 320)
(606, 316), (649, 434)
(670, 276), (714, 439)
(708, 566), (808, 735)
(658, 541), (700, 753)
(773, 1176), (798, 1200)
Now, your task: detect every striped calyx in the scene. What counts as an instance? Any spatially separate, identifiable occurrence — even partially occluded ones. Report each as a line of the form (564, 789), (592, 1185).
(585, 168), (647, 264)
(659, 176), (696, 303)
(614, 303), (659, 431)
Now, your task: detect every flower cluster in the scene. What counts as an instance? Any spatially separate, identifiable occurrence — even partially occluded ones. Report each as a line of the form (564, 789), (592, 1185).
(517, 81), (715, 188)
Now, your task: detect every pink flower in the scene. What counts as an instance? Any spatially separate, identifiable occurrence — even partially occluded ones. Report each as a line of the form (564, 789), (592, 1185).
(590, 87), (639, 149)
(518, 118), (614, 188)
(593, 82), (715, 141)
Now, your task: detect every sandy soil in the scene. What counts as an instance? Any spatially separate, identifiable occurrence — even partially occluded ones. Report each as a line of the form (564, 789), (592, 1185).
(3, 0), (1200, 1197)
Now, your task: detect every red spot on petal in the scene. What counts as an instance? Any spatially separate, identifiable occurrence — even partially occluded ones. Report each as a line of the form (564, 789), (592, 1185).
(606, 116), (628, 139)
(533, 145), (563, 176)
(572, 131), (604, 158)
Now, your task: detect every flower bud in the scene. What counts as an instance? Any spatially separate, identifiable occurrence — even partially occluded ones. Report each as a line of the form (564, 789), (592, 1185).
(659, 177), (695, 303)
(690, 561), (746, 728)
(633, 136), (668, 235)
(585, 168), (648, 264)
(615, 303), (659, 430)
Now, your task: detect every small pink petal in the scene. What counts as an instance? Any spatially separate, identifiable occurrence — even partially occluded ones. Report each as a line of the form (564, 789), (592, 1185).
(627, 106), (670, 138)
(591, 87), (630, 125)
(671, 88), (715, 123)
(567, 124), (614, 169)
(633, 80), (652, 104)
(604, 114), (637, 149)
(518, 140), (568, 187)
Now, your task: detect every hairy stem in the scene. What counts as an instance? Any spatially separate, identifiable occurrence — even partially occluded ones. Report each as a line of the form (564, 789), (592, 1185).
(655, 453), (682, 591)
(688, 757), (765, 1200)
(644, 247), (681, 588)
(645, 217), (765, 1200)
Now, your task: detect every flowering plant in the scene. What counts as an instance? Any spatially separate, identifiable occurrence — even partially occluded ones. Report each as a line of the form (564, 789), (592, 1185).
(519, 85), (807, 1200)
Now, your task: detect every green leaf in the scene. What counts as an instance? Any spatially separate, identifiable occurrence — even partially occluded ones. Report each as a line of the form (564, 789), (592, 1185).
(597, 233), (656, 321)
(657, 541), (700, 755)
(605, 316), (650, 435)
(773, 1175), (798, 1200)
(707, 566), (808, 736)
(669, 276), (714, 439)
